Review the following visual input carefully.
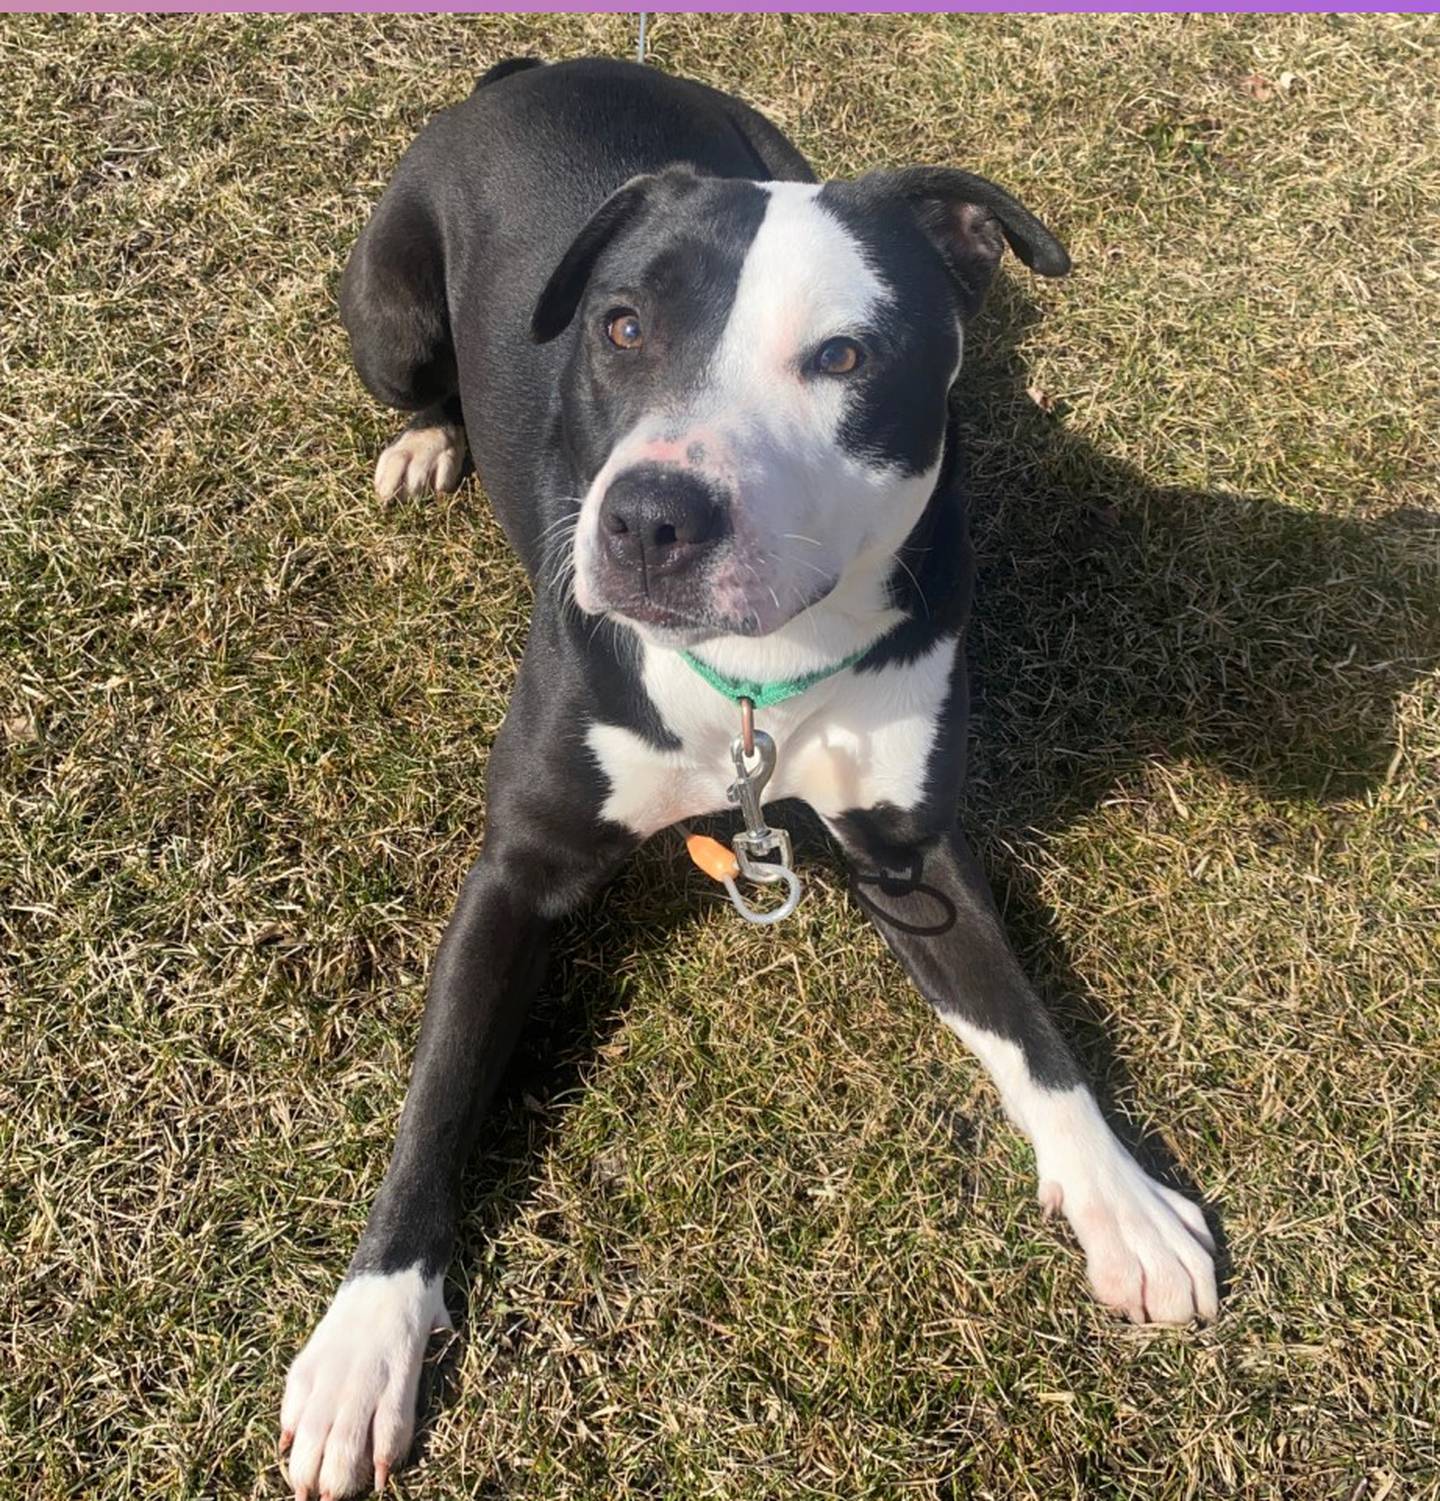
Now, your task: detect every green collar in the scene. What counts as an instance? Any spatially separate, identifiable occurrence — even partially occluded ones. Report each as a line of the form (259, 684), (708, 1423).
(678, 643), (872, 710)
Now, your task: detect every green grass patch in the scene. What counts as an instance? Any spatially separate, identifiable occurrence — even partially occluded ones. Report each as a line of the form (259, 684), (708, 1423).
(2, 14), (1437, 1500)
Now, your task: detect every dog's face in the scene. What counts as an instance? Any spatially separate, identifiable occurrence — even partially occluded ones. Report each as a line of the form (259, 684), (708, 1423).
(532, 169), (1068, 645)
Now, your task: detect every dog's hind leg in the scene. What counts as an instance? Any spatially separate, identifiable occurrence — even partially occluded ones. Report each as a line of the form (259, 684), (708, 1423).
(833, 814), (1219, 1327)
(371, 399), (468, 500)
(340, 181), (469, 499)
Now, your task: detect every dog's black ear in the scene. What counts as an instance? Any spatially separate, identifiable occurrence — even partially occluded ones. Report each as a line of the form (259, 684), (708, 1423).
(863, 166), (1071, 319)
(530, 174), (658, 344)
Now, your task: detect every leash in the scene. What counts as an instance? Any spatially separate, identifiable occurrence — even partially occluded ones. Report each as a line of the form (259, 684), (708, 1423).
(677, 642), (875, 925)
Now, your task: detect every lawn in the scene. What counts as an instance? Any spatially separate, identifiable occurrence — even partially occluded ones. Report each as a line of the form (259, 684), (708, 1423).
(2, 12), (1437, 1499)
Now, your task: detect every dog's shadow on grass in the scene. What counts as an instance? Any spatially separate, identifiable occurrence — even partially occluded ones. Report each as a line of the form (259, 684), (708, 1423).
(945, 280), (1437, 1262)
(419, 279), (1436, 1435)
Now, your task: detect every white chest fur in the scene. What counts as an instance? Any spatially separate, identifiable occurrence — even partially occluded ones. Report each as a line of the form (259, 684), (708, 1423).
(586, 633), (958, 838)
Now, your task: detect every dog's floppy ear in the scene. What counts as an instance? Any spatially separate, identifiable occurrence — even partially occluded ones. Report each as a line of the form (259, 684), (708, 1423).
(863, 166), (1071, 319)
(530, 175), (653, 343)
(532, 167), (718, 344)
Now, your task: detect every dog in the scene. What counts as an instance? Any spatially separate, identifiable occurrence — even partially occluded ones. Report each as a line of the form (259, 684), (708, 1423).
(280, 56), (1218, 1499)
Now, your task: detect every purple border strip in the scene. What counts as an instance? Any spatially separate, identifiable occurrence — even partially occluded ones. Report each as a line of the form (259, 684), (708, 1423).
(4, 2), (1436, 14)
(4, 2), (1438, 12)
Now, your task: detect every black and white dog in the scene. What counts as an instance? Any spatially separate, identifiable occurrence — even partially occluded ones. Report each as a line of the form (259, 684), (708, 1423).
(281, 56), (1217, 1499)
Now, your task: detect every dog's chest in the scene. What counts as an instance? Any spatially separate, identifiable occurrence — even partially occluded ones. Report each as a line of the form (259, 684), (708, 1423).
(585, 636), (957, 836)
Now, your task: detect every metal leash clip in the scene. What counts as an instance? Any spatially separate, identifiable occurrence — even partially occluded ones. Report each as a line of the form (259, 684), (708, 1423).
(723, 725), (802, 925)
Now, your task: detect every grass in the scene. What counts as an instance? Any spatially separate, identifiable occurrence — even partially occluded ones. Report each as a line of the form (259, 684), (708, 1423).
(2, 12), (1437, 1500)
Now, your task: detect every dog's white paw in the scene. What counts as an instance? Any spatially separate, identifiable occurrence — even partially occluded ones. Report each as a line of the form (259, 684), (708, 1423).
(281, 1268), (450, 1499)
(374, 423), (467, 500)
(1036, 1094), (1217, 1325)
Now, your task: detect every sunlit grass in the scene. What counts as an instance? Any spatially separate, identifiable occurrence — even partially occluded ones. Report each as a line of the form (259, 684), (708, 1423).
(2, 13), (1436, 1499)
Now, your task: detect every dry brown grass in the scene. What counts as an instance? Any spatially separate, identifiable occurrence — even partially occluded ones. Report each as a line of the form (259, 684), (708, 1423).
(2, 13), (1437, 1500)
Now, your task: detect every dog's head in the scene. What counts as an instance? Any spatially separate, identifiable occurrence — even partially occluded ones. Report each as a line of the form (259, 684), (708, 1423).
(532, 166), (1069, 645)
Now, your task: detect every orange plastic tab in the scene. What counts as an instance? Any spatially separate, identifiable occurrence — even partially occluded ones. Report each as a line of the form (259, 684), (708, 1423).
(685, 831), (740, 883)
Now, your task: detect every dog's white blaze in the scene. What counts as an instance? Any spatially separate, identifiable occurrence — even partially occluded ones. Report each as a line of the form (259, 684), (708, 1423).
(282, 1267), (450, 1497)
(709, 182), (888, 413)
(940, 1017), (1218, 1324)
(698, 184), (940, 602)
(586, 631), (957, 836)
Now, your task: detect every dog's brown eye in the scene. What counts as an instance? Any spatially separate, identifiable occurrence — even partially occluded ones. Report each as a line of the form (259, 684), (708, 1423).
(606, 310), (643, 349)
(815, 337), (863, 375)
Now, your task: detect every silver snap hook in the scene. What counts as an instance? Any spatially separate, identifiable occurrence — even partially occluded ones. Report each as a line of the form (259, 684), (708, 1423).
(721, 864), (802, 925)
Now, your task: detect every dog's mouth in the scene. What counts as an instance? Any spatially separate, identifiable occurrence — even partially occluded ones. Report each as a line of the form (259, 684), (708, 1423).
(605, 596), (764, 643)
(600, 573), (839, 644)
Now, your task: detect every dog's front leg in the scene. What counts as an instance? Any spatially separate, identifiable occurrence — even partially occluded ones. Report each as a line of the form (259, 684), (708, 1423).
(833, 814), (1218, 1326)
(281, 728), (634, 1500)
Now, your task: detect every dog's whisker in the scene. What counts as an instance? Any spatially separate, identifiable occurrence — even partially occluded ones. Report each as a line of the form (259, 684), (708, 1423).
(891, 551), (929, 619)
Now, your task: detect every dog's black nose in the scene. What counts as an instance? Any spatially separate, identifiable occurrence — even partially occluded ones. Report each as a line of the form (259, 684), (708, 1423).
(599, 466), (725, 577)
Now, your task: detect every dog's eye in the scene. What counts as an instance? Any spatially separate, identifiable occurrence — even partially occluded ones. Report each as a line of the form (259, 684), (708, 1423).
(605, 309), (644, 350)
(814, 337), (863, 375)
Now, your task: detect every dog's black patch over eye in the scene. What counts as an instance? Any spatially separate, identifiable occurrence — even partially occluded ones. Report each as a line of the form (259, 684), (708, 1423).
(814, 337), (863, 375)
(605, 309), (644, 350)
